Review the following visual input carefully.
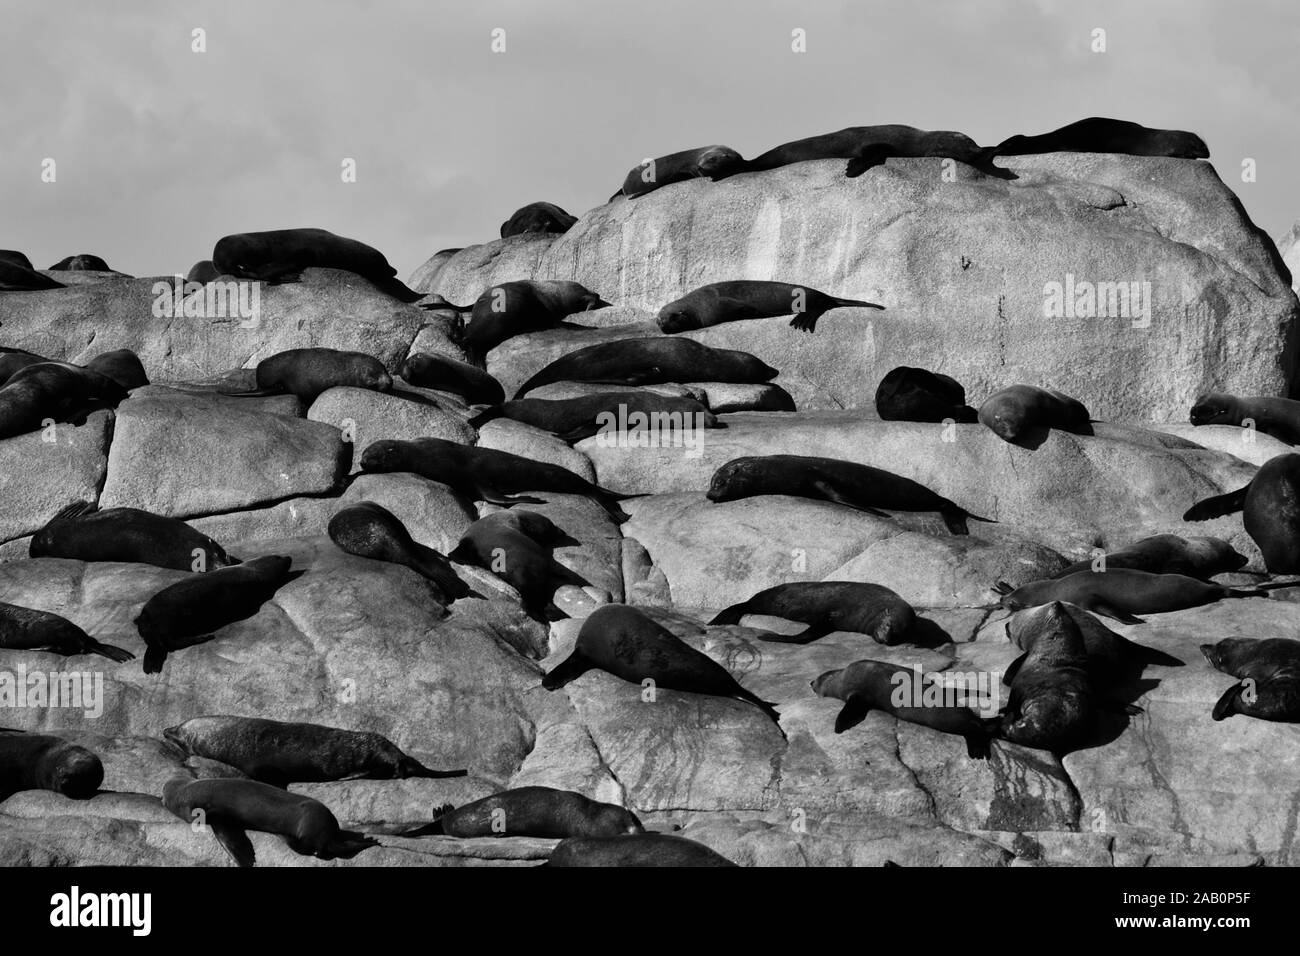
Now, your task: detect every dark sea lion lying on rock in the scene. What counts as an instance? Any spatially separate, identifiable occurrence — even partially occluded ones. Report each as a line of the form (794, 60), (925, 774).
(30, 501), (240, 572)
(0, 601), (134, 663)
(401, 352), (505, 405)
(212, 227), (427, 303)
(220, 347), (392, 403)
(0, 362), (128, 439)
(707, 454), (992, 534)
(657, 280), (883, 334)
(513, 337), (777, 398)
(994, 117), (1209, 158)
(499, 202), (577, 238)
(1185, 454), (1300, 573)
(0, 732), (104, 801)
(711, 581), (916, 645)
(875, 366), (977, 423)
(468, 390), (721, 444)
(618, 145), (746, 199)
(402, 786), (642, 839)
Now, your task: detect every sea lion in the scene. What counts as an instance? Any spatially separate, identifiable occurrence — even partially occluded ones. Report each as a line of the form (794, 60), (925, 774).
(0, 250), (34, 269)
(1189, 392), (1300, 445)
(545, 833), (738, 867)
(1184, 454), (1300, 573)
(186, 259), (222, 283)
(461, 280), (609, 365)
(212, 227), (425, 303)
(447, 510), (580, 620)
(499, 202), (577, 238)
(135, 555), (303, 674)
(0, 601), (134, 663)
(467, 390), (720, 443)
(619, 145), (746, 199)
(0, 261), (65, 292)
(994, 568), (1271, 625)
(706, 454), (993, 535)
(48, 254), (114, 272)
(327, 501), (471, 603)
(875, 366), (978, 423)
(1050, 534), (1247, 580)
(30, 501), (239, 572)
(0, 347), (49, 385)
(162, 776), (377, 867)
(402, 786), (642, 839)
(710, 125), (1007, 180)
(810, 659), (994, 757)
(222, 347), (392, 402)
(996, 602), (1097, 750)
(0, 362), (128, 439)
(400, 352), (505, 405)
(977, 384), (1092, 444)
(359, 437), (639, 524)
(513, 337), (778, 398)
(0, 732), (104, 801)
(542, 604), (782, 726)
(84, 349), (148, 391)
(163, 716), (466, 785)
(993, 117), (1209, 159)
(710, 581), (915, 645)
(656, 280), (883, 334)
(1201, 638), (1300, 722)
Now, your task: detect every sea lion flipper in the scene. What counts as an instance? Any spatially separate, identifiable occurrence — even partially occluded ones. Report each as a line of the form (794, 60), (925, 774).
(87, 640), (135, 664)
(833, 695), (871, 733)
(964, 728), (993, 760)
(323, 831), (380, 860)
(541, 651), (591, 690)
(1183, 486), (1250, 521)
(845, 144), (892, 178)
(209, 818), (257, 867)
(1211, 683), (1242, 721)
(1002, 652), (1027, 685)
(49, 500), (97, 522)
(809, 479), (889, 517)
(142, 644), (167, 675)
(479, 487), (545, 507)
(1090, 602), (1145, 625)
(556, 423), (601, 444)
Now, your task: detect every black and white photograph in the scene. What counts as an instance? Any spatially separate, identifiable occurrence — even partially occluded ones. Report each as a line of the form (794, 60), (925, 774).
(0, 0), (1295, 930)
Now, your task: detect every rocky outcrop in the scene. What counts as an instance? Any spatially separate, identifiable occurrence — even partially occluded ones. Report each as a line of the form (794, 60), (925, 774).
(448, 156), (1299, 418)
(0, 269), (449, 381)
(411, 234), (558, 306)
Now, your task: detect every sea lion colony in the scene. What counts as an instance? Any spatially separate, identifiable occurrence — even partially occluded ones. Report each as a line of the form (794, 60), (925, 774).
(0, 115), (1296, 868)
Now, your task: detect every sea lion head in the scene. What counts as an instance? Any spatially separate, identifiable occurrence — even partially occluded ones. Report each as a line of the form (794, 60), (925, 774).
(359, 439), (408, 474)
(1189, 392), (1238, 426)
(705, 457), (765, 502)
(656, 300), (702, 333)
(345, 353), (392, 393)
(999, 688), (1090, 748)
(1159, 130), (1210, 159)
(695, 146), (744, 178)
(42, 743), (104, 799)
(400, 354), (434, 384)
(1011, 602), (1088, 666)
(1199, 637), (1257, 672)
(582, 802), (646, 837)
(978, 392), (1029, 441)
(1183, 535), (1248, 574)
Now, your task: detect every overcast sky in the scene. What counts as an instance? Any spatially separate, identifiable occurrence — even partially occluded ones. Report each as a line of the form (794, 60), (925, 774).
(1, 0), (1294, 279)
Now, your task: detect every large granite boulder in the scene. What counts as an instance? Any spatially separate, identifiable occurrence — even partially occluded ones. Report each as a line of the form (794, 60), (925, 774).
(99, 389), (349, 518)
(412, 234), (559, 306)
(0, 269), (445, 382)
(0, 411), (113, 545)
(474, 156), (1297, 418)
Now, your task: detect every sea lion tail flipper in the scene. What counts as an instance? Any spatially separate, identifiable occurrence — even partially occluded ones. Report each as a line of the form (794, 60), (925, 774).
(1211, 683), (1241, 721)
(541, 651), (591, 690)
(833, 695), (871, 733)
(788, 308), (826, 334)
(215, 386), (282, 398)
(398, 803), (455, 837)
(709, 602), (747, 626)
(830, 297), (886, 311)
(964, 727), (993, 760)
(992, 581), (1014, 596)
(1226, 587), (1271, 599)
(1183, 486), (1249, 522)
(87, 640), (135, 664)
(1247, 581), (1299, 593)
(400, 758), (468, 780)
(50, 500), (98, 521)
(210, 819), (257, 868)
(481, 490), (545, 507)
(543, 601), (569, 622)
(845, 144), (892, 178)
(736, 690), (782, 726)
(961, 509), (996, 525)
(466, 408), (504, 429)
